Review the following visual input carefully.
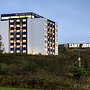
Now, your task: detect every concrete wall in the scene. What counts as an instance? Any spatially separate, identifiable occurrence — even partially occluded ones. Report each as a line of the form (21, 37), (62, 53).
(27, 18), (47, 55)
(0, 21), (9, 53)
(55, 23), (58, 55)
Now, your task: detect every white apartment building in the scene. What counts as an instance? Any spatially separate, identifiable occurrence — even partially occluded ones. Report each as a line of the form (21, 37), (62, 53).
(1, 12), (58, 55)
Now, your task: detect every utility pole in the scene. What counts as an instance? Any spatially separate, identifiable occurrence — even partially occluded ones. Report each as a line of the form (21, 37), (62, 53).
(78, 53), (81, 67)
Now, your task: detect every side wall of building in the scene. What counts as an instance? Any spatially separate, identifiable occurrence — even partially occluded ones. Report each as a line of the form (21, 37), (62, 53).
(27, 18), (47, 55)
(0, 21), (9, 53)
(55, 23), (58, 55)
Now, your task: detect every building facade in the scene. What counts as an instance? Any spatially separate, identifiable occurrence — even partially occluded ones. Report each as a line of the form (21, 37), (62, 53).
(1, 12), (58, 55)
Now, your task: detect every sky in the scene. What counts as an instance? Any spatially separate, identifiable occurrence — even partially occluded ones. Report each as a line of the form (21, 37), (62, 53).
(0, 0), (90, 44)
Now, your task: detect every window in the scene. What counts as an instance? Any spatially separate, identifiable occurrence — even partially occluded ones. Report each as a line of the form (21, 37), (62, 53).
(48, 41), (50, 43)
(17, 45), (20, 48)
(10, 25), (14, 27)
(2, 17), (10, 20)
(26, 15), (31, 18)
(53, 43), (55, 45)
(16, 35), (20, 38)
(17, 30), (20, 32)
(23, 19), (26, 22)
(23, 29), (26, 32)
(20, 16), (25, 18)
(17, 50), (20, 53)
(10, 20), (14, 23)
(50, 22), (52, 24)
(10, 46), (14, 48)
(23, 45), (26, 47)
(10, 40), (14, 43)
(48, 26), (50, 28)
(16, 19), (20, 22)
(48, 46), (50, 48)
(23, 24), (26, 27)
(32, 16), (35, 18)
(17, 40), (20, 43)
(16, 25), (20, 27)
(23, 40), (26, 42)
(50, 52), (52, 54)
(23, 35), (26, 37)
(10, 30), (14, 33)
(10, 51), (14, 53)
(23, 50), (26, 53)
(53, 33), (54, 35)
(11, 16), (19, 18)
(53, 38), (55, 40)
(52, 28), (54, 30)
(10, 35), (14, 38)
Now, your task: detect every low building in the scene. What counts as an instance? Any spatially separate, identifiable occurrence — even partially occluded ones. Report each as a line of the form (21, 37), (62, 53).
(64, 43), (90, 49)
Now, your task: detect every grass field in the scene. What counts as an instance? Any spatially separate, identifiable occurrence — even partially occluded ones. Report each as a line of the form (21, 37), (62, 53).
(0, 87), (42, 90)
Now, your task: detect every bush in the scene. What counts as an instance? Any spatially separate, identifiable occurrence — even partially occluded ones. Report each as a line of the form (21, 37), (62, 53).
(69, 65), (88, 80)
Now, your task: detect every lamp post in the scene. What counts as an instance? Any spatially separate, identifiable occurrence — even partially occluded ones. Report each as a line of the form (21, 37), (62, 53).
(78, 54), (81, 67)
(78, 52), (81, 67)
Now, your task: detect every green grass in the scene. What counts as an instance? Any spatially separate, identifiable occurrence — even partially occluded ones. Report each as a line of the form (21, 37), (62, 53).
(0, 87), (42, 90)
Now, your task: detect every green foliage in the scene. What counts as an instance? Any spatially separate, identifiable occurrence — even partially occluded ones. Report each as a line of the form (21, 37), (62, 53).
(69, 65), (88, 80)
(0, 45), (90, 90)
(0, 63), (9, 75)
(0, 87), (42, 90)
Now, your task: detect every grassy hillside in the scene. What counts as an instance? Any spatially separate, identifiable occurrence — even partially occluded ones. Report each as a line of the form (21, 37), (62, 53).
(0, 87), (41, 90)
(0, 45), (90, 90)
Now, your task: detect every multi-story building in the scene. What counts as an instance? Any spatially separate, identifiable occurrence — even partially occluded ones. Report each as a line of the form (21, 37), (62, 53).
(1, 12), (58, 55)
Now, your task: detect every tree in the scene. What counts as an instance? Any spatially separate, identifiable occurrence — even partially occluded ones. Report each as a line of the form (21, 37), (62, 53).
(0, 34), (4, 53)
(69, 65), (88, 80)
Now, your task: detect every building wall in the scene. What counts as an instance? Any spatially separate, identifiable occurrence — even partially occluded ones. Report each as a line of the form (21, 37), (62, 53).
(27, 18), (47, 55)
(47, 20), (55, 55)
(55, 23), (58, 55)
(9, 18), (27, 54)
(0, 21), (9, 53)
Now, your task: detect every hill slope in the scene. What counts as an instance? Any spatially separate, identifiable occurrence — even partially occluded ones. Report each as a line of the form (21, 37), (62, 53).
(0, 45), (90, 90)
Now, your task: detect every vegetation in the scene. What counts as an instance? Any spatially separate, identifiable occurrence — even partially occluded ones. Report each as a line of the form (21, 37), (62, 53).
(0, 35), (90, 90)
(0, 87), (42, 90)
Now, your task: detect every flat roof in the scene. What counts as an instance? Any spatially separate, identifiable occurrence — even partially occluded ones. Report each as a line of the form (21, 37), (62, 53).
(1, 12), (56, 23)
(1, 12), (44, 21)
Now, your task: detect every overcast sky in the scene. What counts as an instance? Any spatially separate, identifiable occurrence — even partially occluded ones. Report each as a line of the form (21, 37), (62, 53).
(0, 0), (90, 44)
